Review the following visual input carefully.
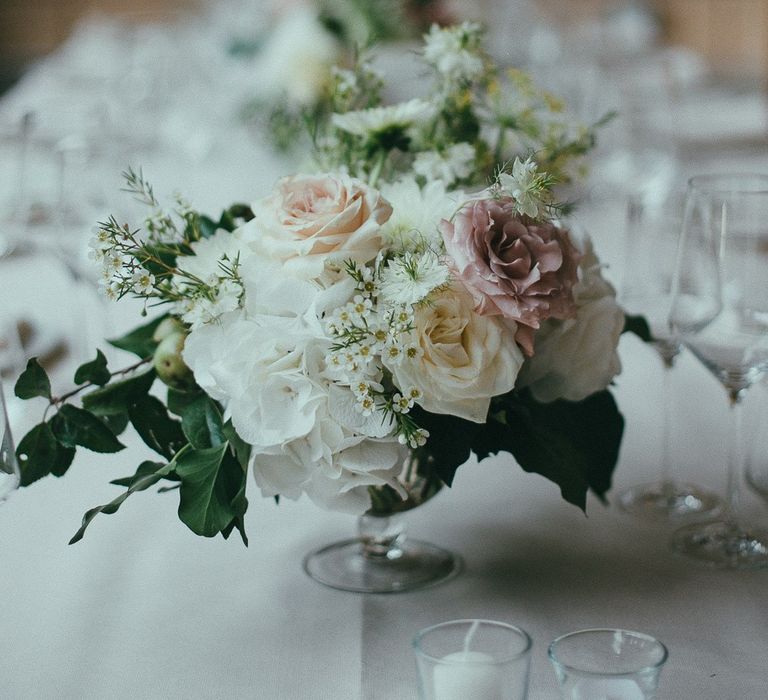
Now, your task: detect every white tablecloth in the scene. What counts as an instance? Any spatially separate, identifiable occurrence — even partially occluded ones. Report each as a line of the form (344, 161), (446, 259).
(1, 9), (768, 700)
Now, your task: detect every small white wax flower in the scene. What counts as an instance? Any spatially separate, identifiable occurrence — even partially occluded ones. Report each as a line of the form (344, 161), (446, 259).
(131, 270), (155, 295)
(331, 99), (436, 137)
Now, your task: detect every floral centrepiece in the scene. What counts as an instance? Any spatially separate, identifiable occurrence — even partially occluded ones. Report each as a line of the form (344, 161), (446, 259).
(13, 24), (625, 543)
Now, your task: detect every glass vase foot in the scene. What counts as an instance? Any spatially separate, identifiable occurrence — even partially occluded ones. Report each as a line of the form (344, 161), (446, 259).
(303, 538), (462, 593)
(618, 481), (721, 520)
(671, 521), (768, 570)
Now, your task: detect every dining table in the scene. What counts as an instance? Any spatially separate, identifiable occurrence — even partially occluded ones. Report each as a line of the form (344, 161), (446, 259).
(1, 6), (768, 699)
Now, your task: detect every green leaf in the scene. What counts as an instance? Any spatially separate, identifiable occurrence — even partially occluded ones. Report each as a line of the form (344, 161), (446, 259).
(198, 214), (218, 238)
(474, 390), (624, 511)
(108, 315), (167, 358)
(69, 462), (175, 544)
(167, 387), (205, 416)
(81, 369), (156, 416)
(110, 460), (169, 487)
(14, 358), (51, 400)
(181, 396), (225, 449)
(16, 423), (58, 485)
(128, 395), (186, 459)
(51, 405), (125, 453)
(410, 406), (482, 487)
(623, 314), (653, 343)
(74, 350), (110, 386)
(100, 412), (130, 436)
(175, 444), (248, 539)
(222, 421), (251, 469)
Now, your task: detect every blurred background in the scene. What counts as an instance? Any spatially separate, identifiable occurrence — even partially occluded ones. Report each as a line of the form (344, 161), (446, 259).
(2, 0), (768, 90)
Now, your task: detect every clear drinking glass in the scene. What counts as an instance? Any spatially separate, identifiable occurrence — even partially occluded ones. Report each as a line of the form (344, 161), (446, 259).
(0, 381), (20, 501)
(548, 628), (668, 700)
(669, 174), (768, 569)
(414, 619), (532, 700)
(618, 189), (720, 519)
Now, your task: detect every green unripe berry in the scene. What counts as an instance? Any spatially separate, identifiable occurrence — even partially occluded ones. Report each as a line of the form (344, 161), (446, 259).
(152, 317), (185, 343)
(153, 331), (195, 390)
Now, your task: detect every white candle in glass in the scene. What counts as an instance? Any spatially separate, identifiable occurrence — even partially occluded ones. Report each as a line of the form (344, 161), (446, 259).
(573, 678), (645, 700)
(431, 620), (504, 700)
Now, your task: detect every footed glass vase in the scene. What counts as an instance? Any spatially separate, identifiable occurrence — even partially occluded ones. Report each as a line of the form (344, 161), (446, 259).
(303, 459), (462, 593)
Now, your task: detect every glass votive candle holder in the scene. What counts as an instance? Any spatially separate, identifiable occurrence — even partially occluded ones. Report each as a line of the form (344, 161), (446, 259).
(548, 628), (668, 700)
(413, 619), (532, 700)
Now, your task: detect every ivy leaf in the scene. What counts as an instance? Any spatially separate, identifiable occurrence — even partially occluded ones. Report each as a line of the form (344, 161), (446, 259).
(410, 406), (482, 487)
(69, 462), (175, 544)
(474, 390), (624, 511)
(50, 405), (125, 453)
(128, 395), (186, 459)
(181, 396), (225, 449)
(175, 444), (248, 540)
(222, 421), (251, 469)
(108, 315), (167, 358)
(15, 423), (58, 485)
(167, 387), (205, 417)
(198, 214), (218, 238)
(623, 313), (653, 343)
(74, 350), (110, 386)
(81, 369), (155, 416)
(100, 412), (130, 436)
(14, 358), (51, 400)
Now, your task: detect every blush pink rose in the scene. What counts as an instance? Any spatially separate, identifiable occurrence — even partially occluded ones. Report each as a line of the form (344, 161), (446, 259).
(248, 173), (392, 278)
(440, 198), (580, 356)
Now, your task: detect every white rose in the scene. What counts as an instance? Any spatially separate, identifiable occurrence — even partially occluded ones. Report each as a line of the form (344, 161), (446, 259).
(517, 238), (624, 402)
(385, 284), (524, 423)
(245, 173), (392, 279)
(254, 8), (342, 107)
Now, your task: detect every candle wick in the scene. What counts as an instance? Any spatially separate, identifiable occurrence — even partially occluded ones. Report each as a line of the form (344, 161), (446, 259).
(462, 620), (480, 654)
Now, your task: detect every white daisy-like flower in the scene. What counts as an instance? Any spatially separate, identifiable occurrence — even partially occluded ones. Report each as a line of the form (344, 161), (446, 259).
(498, 157), (549, 219)
(331, 98), (437, 138)
(380, 176), (461, 252)
(423, 22), (484, 83)
(378, 250), (451, 307)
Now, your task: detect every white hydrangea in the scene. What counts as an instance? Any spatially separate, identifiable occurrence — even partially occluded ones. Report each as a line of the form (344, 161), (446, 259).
(181, 255), (406, 516)
(413, 142), (476, 186)
(423, 22), (485, 83)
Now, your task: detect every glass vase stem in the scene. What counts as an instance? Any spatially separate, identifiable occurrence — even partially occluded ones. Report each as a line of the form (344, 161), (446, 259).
(659, 358), (674, 488)
(725, 390), (746, 527)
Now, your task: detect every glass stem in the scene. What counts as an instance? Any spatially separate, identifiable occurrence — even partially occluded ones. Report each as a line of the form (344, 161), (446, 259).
(725, 390), (745, 529)
(659, 357), (674, 489)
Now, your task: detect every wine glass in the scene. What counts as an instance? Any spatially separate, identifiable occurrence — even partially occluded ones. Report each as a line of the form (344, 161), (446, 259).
(669, 173), (768, 569)
(0, 380), (20, 501)
(618, 189), (721, 519)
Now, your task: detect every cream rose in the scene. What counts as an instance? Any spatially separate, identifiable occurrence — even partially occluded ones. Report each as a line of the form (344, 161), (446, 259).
(517, 238), (624, 402)
(246, 173), (392, 279)
(385, 284), (524, 422)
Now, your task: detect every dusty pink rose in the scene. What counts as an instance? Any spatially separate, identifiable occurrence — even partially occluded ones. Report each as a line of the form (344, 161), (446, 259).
(440, 198), (580, 355)
(248, 173), (392, 278)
